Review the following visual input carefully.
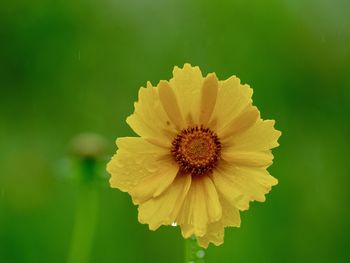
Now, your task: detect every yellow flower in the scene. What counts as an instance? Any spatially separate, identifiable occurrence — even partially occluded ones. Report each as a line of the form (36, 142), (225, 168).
(107, 64), (281, 248)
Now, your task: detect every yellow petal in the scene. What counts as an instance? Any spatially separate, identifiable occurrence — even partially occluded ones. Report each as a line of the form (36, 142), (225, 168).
(169, 63), (204, 125)
(211, 169), (249, 211)
(224, 119), (281, 151)
(196, 221), (225, 248)
(219, 195), (241, 227)
(199, 73), (219, 125)
(221, 150), (274, 167)
(138, 174), (192, 230)
(107, 137), (171, 195)
(126, 82), (177, 148)
(218, 106), (260, 140)
(212, 165), (278, 211)
(177, 176), (222, 237)
(130, 160), (179, 204)
(158, 80), (186, 129)
(196, 197), (241, 248)
(115, 136), (168, 154)
(208, 76), (253, 131)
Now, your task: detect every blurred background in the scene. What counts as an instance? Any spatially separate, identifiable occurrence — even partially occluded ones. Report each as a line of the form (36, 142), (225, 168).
(1, 0), (350, 262)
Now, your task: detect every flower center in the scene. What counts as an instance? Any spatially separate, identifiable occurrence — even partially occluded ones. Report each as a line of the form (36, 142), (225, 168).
(171, 126), (221, 175)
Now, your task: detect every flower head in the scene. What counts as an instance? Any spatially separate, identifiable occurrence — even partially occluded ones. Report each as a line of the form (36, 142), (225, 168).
(107, 64), (281, 248)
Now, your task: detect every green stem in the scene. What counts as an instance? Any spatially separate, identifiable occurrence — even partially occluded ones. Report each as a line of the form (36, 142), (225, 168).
(67, 158), (99, 263)
(185, 236), (206, 263)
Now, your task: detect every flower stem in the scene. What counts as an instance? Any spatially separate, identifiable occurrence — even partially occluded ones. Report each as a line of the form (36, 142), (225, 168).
(67, 158), (99, 263)
(185, 236), (206, 263)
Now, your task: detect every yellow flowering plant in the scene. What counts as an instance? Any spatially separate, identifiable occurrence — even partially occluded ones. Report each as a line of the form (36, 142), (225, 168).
(107, 64), (281, 249)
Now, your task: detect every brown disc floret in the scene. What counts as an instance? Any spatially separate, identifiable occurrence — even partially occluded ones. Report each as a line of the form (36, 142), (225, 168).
(171, 126), (221, 175)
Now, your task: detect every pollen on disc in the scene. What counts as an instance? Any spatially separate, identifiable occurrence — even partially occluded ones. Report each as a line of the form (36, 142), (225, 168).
(171, 126), (221, 175)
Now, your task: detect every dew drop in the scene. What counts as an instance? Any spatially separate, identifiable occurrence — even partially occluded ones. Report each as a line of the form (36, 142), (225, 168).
(196, 250), (205, 258)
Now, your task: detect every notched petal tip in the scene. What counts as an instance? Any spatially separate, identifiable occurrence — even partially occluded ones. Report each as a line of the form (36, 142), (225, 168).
(242, 83), (254, 96)
(267, 119), (282, 147)
(125, 114), (134, 127)
(109, 176), (122, 190)
(270, 175), (279, 186)
(146, 81), (153, 88)
(197, 239), (210, 249)
(225, 75), (240, 83)
(178, 62), (198, 70)
(195, 223), (225, 248)
(172, 63), (203, 78)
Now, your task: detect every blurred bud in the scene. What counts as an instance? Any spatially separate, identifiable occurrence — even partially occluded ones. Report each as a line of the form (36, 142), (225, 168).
(70, 133), (108, 159)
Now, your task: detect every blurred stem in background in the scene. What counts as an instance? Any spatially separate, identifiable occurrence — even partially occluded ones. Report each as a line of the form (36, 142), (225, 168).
(67, 133), (107, 263)
(67, 158), (98, 263)
(185, 236), (205, 263)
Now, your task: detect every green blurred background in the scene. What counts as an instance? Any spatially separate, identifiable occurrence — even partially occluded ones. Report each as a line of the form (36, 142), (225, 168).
(1, 0), (350, 262)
